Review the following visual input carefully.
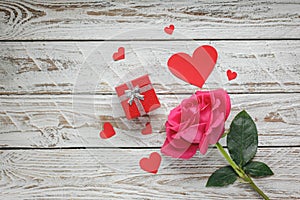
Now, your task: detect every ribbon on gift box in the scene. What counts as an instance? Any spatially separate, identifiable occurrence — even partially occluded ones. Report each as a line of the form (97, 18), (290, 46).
(118, 81), (153, 116)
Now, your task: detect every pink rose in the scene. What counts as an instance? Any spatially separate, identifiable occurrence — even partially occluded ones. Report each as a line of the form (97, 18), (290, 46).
(161, 89), (231, 159)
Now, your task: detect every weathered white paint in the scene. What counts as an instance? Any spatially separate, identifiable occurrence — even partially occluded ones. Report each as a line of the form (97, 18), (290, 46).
(0, 0), (299, 40)
(0, 1), (299, 199)
(0, 41), (299, 94)
(0, 148), (299, 199)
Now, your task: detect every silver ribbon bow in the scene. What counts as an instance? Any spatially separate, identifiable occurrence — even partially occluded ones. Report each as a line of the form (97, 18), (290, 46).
(125, 86), (144, 105)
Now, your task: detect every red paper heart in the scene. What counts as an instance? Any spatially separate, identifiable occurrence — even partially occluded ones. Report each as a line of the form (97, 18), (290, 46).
(141, 122), (152, 135)
(164, 24), (174, 35)
(100, 122), (116, 139)
(167, 45), (218, 88)
(227, 69), (237, 81)
(139, 152), (161, 174)
(113, 47), (125, 61)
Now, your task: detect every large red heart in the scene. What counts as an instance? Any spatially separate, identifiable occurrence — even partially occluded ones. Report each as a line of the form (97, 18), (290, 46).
(139, 152), (161, 174)
(167, 45), (218, 88)
(100, 122), (116, 139)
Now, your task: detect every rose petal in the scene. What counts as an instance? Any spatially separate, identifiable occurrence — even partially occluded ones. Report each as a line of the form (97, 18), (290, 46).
(179, 125), (200, 143)
(206, 114), (225, 144)
(180, 123), (206, 143)
(225, 92), (231, 120)
(167, 106), (182, 127)
(162, 89), (231, 158)
(167, 135), (192, 149)
(199, 137), (209, 155)
(161, 139), (198, 159)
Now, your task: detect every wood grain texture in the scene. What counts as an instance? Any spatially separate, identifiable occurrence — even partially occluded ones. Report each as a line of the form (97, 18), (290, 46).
(1, 93), (299, 148)
(0, 148), (299, 199)
(1, 41), (299, 94)
(0, 1), (299, 199)
(0, 0), (299, 40)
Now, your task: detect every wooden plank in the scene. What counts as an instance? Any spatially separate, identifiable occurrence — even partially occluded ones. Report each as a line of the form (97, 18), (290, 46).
(0, 41), (299, 94)
(0, 0), (299, 40)
(0, 93), (299, 148)
(0, 148), (299, 199)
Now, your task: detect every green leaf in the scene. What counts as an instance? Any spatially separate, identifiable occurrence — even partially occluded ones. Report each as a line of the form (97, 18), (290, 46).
(243, 161), (274, 177)
(227, 110), (258, 167)
(206, 166), (237, 187)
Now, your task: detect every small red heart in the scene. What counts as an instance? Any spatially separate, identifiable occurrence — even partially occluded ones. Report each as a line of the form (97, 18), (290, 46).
(112, 47), (125, 61)
(139, 152), (161, 174)
(164, 24), (174, 35)
(100, 122), (116, 139)
(227, 69), (237, 81)
(167, 45), (218, 88)
(141, 122), (152, 135)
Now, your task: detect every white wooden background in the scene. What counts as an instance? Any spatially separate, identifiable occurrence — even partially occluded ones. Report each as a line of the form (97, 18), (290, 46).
(0, 0), (299, 199)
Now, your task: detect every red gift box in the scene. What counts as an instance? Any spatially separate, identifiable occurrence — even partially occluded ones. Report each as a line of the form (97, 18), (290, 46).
(115, 75), (161, 119)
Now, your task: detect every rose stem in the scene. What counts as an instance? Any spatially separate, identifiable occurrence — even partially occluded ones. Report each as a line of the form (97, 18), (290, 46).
(215, 142), (270, 200)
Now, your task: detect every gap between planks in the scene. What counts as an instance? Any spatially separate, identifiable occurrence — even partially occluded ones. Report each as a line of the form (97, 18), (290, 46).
(0, 146), (300, 150)
(1, 92), (300, 96)
(1, 39), (300, 42)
